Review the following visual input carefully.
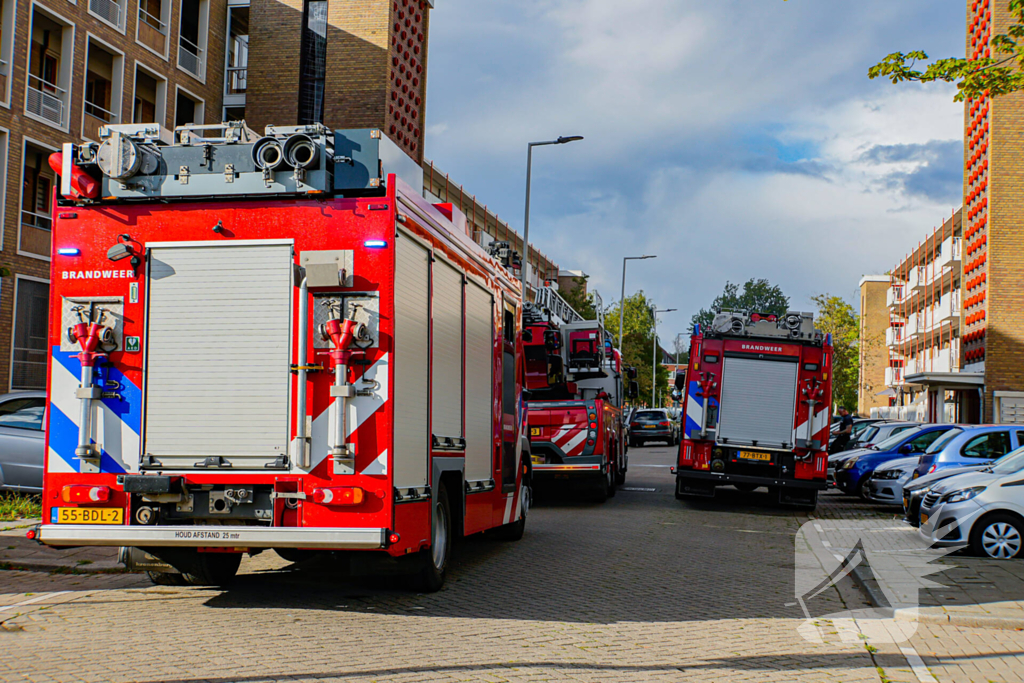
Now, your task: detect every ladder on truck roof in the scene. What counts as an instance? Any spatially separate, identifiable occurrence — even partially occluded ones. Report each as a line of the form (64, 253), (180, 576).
(533, 286), (605, 327)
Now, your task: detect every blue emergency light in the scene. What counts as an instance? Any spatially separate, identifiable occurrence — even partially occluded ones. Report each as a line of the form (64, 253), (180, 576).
(364, 240), (388, 249)
(57, 248), (80, 256)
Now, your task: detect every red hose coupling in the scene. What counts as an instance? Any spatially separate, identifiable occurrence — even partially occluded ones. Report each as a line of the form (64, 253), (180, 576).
(70, 322), (108, 367)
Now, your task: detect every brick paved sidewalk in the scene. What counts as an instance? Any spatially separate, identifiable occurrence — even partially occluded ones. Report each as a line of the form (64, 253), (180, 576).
(0, 520), (122, 574)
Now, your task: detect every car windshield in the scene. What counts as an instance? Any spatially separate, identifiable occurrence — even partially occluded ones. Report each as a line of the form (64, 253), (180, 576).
(991, 447), (1024, 475)
(854, 426), (879, 443)
(924, 428), (963, 454)
(872, 426), (924, 451)
(633, 411), (666, 422)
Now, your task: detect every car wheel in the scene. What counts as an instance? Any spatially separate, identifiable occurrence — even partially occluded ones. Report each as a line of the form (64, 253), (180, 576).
(971, 514), (1024, 560)
(412, 482), (452, 591)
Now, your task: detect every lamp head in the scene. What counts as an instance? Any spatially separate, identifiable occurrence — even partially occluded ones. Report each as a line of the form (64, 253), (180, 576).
(556, 136), (584, 144)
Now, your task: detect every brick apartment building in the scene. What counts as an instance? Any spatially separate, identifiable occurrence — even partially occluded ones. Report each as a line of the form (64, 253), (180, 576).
(860, 0), (1024, 424)
(857, 275), (889, 416)
(0, 0), (558, 392)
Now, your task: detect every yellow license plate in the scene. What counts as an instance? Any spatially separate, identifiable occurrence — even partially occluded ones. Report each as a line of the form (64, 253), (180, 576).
(643, 425), (658, 429)
(54, 508), (123, 524)
(530, 427), (541, 437)
(738, 451), (772, 462)
(920, 513), (929, 525)
(531, 455), (544, 465)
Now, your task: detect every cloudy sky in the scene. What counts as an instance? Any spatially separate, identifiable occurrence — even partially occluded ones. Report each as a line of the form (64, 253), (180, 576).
(423, 0), (965, 339)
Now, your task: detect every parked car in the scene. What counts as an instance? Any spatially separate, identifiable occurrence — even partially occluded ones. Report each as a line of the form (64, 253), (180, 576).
(903, 462), (994, 527)
(628, 409), (679, 447)
(864, 455), (919, 506)
(0, 391), (47, 492)
(913, 425), (1024, 479)
(829, 423), (925, 487)
(829, 418), (886, 453)
(835, 425), (957, 498)
(919, 447), (1024, 559)
(848, 421), (920, 450)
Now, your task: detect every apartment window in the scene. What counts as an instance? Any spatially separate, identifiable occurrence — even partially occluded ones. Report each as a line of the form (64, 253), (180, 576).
(25, 6), (74, 130)
(177, 0), (209, 81)
(174, 88), (204, 128)
(88, 0), (125, 32)
(11, 278), (49, 390)
(224, 6), (248, 97)
(137, 0), (169, 56)
(133, 66), (166, 125)
(0, 0), (15, 104)
(20, 141), (56, 259)
(82, 39), (123, 141)
(223, 105), (244, 122)
(297, 0), (327, 125)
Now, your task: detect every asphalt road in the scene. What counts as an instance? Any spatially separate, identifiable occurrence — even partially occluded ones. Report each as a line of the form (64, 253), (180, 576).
(1, 445), (1020, 682)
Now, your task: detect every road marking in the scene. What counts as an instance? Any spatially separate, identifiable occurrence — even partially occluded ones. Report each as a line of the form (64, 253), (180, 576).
(631, 464), (672, 468)
(621, 487), (656, 492)
(899, 644), (938, 683)
(0, 591), (71, 614)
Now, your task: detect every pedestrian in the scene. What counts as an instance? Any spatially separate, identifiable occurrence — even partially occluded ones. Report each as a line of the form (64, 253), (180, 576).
(831, 406), (854, 454)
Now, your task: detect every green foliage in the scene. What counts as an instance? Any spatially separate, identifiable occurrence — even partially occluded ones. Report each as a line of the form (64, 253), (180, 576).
(690, 278), (790, 333)
(0, 265), (9, 278)
(812, 294), (859, 412)
(620, 331), (670, 408)
(558, 276), (598, 321)
(868, 1), (1024, 101)
(605, 290), (657, 344)
(0, 493), (41, 522)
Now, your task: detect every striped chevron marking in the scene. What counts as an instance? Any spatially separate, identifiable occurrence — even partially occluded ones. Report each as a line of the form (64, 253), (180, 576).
(793, 407), (831, 448)
(310, 353), (390, 473)
(552, 422), (588, 457)
(48, 348), (138, 474)
(685, 380), (704, 438)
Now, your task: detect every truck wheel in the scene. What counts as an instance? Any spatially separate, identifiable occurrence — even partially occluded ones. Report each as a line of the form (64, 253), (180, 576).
(615, 465), (626, 486)
(494, 482), (530, 541)
(591, 470), (612, 503)
(735, 484), (759, 493)
(146, 570), (187, 586)
(412, 482), (452, 592)
(274, 548), (319, 564)
(181, 552), (242, 586)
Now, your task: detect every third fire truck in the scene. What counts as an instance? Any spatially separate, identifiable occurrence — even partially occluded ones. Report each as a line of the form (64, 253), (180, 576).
(522, 288), (631, 501)
(673, 311), (832, 509)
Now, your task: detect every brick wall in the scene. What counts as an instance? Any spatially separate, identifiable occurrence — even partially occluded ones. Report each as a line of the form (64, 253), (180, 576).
(858, 279), (890, 415)
(0, 0), (228, 390)
(247, 0), (302, 131)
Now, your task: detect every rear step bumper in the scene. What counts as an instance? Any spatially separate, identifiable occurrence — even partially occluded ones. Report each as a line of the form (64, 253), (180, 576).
(674, 470), (826, 490)
(38, 524), (387, 549)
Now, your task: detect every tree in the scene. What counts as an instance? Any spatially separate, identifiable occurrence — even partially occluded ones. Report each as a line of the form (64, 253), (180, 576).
(620, 331), (670, 408)
(812, 294), (859, 413)
(558, 275), (598, 320)
(605, 290), (657, 344)
(690, 278), (790, 333)
(868, 1), (1024, 102)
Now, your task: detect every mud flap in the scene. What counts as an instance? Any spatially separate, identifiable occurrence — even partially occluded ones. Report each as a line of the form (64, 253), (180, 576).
(675, 476), (715, 499)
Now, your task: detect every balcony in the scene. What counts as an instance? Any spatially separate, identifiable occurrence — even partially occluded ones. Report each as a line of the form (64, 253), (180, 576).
(138, 5), (167, 54)
(178, 36), (204, 79)
(886, 285), (904, 308)
(20, 209), (52, 256)
(936, 236), (962, 270)
(26, 75), (66, 127)
(89, 0), (123, 28)
(905, 313), (922, 339)
(907, 266), (924, 292)
(225, 67), (247, 95)
(885, 366), (905, 387)
(83, 101), (117, 142)
(885, 325), (905, 347)
(0, 59), (7, 98)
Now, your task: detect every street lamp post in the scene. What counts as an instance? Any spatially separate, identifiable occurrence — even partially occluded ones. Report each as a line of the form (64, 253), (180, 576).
(520, 135), (584, 298)
(618, 255), (656, 349)
(651, 307), (676, 407)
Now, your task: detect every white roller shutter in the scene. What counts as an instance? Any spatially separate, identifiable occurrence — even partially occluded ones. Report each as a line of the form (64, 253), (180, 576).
(432, 258), (463, 439)
(393, 233), (430, 489)
(144, 243), (292, 468)
(465, 281), (494, 483)
(716, 356), (798, 450)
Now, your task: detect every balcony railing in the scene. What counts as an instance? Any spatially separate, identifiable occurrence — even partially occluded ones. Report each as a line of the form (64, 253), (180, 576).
(138, 5), (166, 33)
(886, 285), (904, 308)
(21, 209), (52, 232)
(84, 99), (117, 123)
(225, 66), (247, 95)
(0, 59), (8, 76)
(26, 75), (66, 127)
(89, 0), (123, 27)
(885, 326), (904, 347)
(178, 36), (204, 78)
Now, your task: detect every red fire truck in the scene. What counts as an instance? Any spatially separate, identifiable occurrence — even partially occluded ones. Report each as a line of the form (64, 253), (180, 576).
(673, 311), (832, 509)
(522, 288), (631, 502)
(32, 122), (531, 589)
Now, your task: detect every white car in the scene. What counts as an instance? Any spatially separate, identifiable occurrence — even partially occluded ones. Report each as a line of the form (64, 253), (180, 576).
(919, 447), (1024, 559)
(864, 456), (918, 506)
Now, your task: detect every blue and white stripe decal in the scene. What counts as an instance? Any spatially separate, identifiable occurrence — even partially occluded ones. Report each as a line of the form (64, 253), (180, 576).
(48, 346), (139, 474)
(684, 381), (704, 438)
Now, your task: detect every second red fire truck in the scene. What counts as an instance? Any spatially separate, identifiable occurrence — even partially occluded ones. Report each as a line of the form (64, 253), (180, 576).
(673, 311), (832, 509)
(33, 122), (531, 589)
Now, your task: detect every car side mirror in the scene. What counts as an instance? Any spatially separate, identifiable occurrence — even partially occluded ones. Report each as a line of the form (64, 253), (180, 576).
(627, 381), (639, 399)
(674, 372), (686, 391)
(898, 444), (912, 455)
(522, 329), (533, 343)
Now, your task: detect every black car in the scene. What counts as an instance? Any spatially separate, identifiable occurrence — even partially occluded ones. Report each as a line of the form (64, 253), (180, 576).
(629, 409), (679, 447)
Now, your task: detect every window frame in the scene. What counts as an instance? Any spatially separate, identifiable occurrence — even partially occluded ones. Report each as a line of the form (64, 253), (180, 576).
(9, 275), (50, 391)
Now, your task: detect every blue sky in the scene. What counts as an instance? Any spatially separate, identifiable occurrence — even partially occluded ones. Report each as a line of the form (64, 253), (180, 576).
(423, 0), (966, 340)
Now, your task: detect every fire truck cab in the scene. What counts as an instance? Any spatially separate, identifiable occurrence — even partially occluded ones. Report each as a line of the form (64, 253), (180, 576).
(674, 311), (832, 509)
(522, 289), (629, 502)
(35, 122), (531, 589)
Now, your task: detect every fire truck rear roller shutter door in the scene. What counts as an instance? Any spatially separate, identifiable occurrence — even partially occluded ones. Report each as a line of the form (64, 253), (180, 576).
(143, 244), (292, 466)
(716, 356), (799, 450)
(432, 257), (463, 439)
(465, 281), (493, 483)
(393, 233), (431, 490)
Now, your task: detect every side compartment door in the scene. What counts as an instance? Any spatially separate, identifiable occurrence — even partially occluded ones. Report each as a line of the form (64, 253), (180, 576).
(431, 258), (464, 444)
(393, 232), (431, 492)
(464, 280), (493, 485)
(500, 299), (518, 493)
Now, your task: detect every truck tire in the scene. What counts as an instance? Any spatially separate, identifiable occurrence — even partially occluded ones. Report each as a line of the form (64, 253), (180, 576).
(181, 552), (242, 586)
(274, 548), (319, 564)
(591, 469), (612, 503)
(615, 465), (626, 486)
(734, 484), (759, 493)
(412, 482), (452, 592)
(146, 570), (187, 586)
(494, 482), (530, 541)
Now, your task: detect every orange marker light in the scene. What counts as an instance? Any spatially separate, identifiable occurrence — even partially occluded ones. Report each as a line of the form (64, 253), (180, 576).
(61, 485), (111, 504)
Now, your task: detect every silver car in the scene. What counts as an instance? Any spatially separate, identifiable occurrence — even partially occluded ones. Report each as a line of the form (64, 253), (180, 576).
(0, 391), (47, 492)
(864, 455), (918, 506)
(920, 447), (1024, 559)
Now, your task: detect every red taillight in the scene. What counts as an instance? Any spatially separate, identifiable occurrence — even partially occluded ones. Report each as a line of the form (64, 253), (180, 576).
(590, 422), (597, 429)
(61, 485), (111, 504)
(25, 528), (36, 540)
(388, 532), (401, 545)
(659, 421), (670, 427)
(928, 465), (937, 474)
(311, 487), (365, 506)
